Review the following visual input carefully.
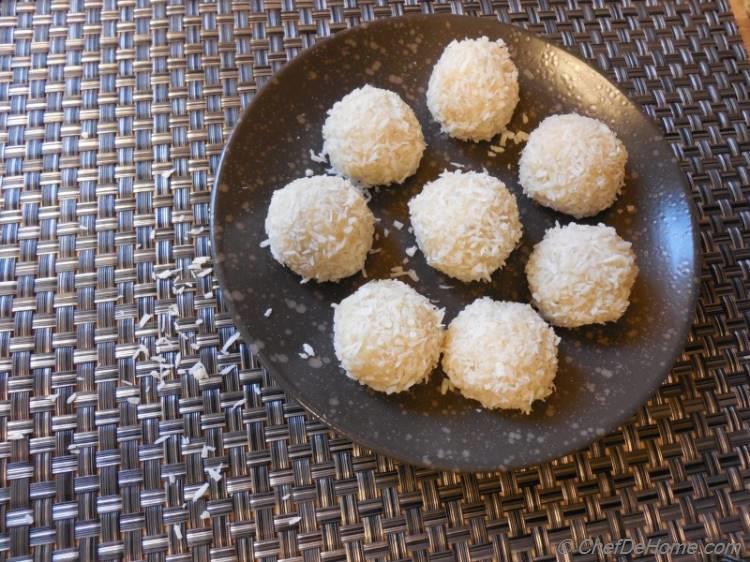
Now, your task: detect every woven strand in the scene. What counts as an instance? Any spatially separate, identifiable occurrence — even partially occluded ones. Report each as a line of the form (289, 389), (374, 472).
(0, 0), (748, 560)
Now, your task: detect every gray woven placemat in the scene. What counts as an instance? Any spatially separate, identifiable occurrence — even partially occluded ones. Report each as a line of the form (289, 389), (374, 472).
(2, 0), (748, 560)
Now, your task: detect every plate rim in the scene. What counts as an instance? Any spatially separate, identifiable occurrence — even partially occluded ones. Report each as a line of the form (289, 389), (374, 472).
(210, 13), (703, 472)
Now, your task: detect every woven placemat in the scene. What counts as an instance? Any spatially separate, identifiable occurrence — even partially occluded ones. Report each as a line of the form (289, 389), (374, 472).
(2, 0), (748, 560)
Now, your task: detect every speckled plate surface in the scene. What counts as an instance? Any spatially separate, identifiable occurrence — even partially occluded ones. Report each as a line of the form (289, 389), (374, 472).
(211, 15), (700, 471)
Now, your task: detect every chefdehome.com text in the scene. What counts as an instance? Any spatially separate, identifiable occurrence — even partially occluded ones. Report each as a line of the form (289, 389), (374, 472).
(555, 537), (743, 557)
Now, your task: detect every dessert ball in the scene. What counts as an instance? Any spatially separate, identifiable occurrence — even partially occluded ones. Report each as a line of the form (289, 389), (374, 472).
(519, 113), (628, 218)
(264, 175), (374, 282)
(322, 85), (425, 187)
(408, 170), (522, 283)
(526, 223), (638, 327)
(427, 37), (519, 141)
(333, 280), (445, 393)
(442, 298), (559, 413)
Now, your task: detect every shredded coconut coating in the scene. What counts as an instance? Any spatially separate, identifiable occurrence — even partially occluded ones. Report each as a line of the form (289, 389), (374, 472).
(519, 113), (628, 218)
(264, 175), (374, 282)
(526, 223), (638, 328)
(333, 280), (445, 393)
(322, 85), (425, 187)
(408, 170), (522, 283)
(442, 299), (559, 413)
(426, 37), (519, 142)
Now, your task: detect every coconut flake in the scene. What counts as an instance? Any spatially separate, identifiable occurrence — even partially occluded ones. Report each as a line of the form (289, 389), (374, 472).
(389, 266), (408, 278)
(221, 332), (240, 353)
(207, 463), (225, 481)
(192, 482), (210, 502)
(309, 149), (328, 164)
(132, 344), (150, 360)
(439, 378), (454, 395)
(189, 361), (208, 381)
(156, 268), (179, 280)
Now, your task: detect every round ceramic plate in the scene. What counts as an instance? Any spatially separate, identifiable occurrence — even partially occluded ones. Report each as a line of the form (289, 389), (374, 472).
(211, 15), (700, 471)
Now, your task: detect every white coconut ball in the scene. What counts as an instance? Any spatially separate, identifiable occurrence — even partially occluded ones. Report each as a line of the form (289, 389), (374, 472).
(526, 223), (638, 328)
(264, 175), (374, 282)
(442, 298), (559, 413)
(426, 37), (520, 142)
(333, 280), (445, 394)
(408, 170), (522, 282)
(322, 85), (425, 187)
(519, 113), (628, 218)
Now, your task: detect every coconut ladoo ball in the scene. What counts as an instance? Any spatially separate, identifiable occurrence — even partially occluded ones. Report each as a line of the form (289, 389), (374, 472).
(333, 280), (445, 394)
(526, 223), (639, 328)
(322, 85), (425, 187)
(426, 37), (520, 142)
(519, 113), (628, 218)
(264, 175), (374, 282)
(408, 170), (522, 283)
(442, 299), (559, 413)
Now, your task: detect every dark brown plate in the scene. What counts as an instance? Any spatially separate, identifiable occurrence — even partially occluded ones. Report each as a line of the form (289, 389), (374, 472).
(211, 15), (700, 471)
